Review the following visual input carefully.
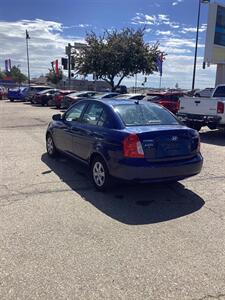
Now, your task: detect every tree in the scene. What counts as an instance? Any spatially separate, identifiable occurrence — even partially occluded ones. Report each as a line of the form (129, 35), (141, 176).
(46, 68), (63, 85)
(0, 69), (5, 79)
(75, 28), (161, 91)
(6, 66), (27, 84)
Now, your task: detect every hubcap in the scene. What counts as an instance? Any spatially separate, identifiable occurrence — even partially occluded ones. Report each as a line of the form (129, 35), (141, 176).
(93, 161), (105, 187)
(47, 136), (54, 154)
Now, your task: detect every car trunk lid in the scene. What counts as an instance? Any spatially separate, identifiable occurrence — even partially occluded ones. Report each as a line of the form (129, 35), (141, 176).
(125, 126), (197, 160)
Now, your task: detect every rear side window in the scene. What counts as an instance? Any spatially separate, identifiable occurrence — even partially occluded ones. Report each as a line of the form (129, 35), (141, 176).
(213, 86), (225, 97)
(114, 103), (178, 126)
(82, 103), (104, 126)
(64, 102), (86, 122)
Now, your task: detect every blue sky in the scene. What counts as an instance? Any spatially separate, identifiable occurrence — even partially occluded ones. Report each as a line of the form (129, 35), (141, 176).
(0, 0), (224, 89)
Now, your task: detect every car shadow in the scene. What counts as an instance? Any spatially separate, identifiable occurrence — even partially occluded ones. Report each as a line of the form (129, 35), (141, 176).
(41, 153), (205, 225)
(200, 129), (225, 146)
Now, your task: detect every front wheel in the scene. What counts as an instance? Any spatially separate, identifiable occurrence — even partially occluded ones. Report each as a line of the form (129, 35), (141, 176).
(46, 134), (58, 157)
(91, 156), (110, 191)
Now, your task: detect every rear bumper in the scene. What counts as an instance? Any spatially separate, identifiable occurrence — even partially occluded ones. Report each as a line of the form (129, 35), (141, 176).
(177, 113), (221, 125)
(109, 154), (203, 182)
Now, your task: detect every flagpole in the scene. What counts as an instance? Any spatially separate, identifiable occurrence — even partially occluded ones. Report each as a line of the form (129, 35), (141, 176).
(26, 30), (31, 86)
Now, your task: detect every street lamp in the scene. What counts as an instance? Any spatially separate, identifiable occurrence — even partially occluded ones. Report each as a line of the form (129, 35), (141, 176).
(192, 0), (210, 91)
(25, 30), (31, 86)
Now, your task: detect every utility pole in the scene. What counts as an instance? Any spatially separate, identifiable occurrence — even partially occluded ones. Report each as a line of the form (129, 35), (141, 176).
(67, 43), (71, 89)
(134, 74), (137, 93)
(25, 30), (31, 86)
(192, 0), (210, 91)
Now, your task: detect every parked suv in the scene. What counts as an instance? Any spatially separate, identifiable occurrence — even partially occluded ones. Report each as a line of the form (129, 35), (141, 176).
(26, 85), (52, 102)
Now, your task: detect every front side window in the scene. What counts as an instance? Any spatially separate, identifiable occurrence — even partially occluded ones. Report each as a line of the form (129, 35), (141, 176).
(64, 102), (86, 122)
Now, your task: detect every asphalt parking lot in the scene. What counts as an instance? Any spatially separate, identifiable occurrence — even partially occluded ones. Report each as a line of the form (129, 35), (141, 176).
(0, 99), (225, 300)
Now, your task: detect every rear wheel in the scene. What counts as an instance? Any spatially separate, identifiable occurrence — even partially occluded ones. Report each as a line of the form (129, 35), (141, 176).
(46, 134), (58, 158)
(91, 156), (110, 191)
(192, 124), (202, 132)
(188, 122), (202, 132)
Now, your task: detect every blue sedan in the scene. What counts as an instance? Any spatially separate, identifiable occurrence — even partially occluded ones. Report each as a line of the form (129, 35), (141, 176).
(46, 99), (203, 190)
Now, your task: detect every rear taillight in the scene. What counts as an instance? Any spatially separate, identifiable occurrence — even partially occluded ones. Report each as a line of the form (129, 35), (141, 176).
(123, 134), (144, 158)
(217, 101), (224, 114)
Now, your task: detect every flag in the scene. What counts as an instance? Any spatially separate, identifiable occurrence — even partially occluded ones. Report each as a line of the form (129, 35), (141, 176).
(51, 60), (59, 76)
(26, 30), (30, 39)
(5, 60), (8, 72)
(55, 59), (59, 76)
(155, 53), (164, 77)
(8, 59), (11, 70)
(5, 59), (11, 72)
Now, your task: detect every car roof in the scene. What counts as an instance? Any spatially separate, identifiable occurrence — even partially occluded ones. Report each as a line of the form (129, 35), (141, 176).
(114, 93), (143, 98)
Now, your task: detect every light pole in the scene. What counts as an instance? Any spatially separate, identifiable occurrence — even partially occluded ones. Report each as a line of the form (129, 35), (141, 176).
(192, 0), (210, 91)
(25, 30), (31, 86)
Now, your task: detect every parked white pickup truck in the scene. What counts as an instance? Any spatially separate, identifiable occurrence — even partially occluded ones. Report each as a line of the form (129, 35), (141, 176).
(177, 84), (225, 131)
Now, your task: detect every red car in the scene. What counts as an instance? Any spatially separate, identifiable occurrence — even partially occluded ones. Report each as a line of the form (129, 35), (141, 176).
(143, 91), (184, 114)
(0, 86), (7, 100)
(51, 90), (76, 109)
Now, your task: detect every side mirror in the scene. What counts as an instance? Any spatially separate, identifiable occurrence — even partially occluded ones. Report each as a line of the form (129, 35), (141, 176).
(52, 114), (62, 121)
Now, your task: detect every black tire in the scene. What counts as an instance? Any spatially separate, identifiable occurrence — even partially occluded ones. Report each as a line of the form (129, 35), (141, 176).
(10, 99), (14, 102)
(91, 156), (111, 191)
(46, 134), (58, 158)
(192, 124), (202, 132)
(187, 122), (202, 132)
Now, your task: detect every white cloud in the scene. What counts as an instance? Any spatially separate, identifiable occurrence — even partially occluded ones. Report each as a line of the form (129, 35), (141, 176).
(156, 30), (173, 36)
(180, 24), (207, 34)
(172, 0), (183, 6)
(162, 37), (204, 48)
(131, 13), (180, 29)
(0, 19), (85, 77)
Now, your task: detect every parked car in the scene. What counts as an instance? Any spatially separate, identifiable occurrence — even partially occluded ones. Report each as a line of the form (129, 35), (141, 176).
(0, 86), (7, 100)
(92, 92), (120, 100)
(143, 91), (184, 114)
(194, 88), (213, 98)
(113, 93), (145, 100)
(61, 91), (97, 109)
(32, 89), (59, 106)
(26, 85), (52, 102)
(7, 87), (29, 101)
(46, 99), (203, 191)
(49, 90), (76, 109)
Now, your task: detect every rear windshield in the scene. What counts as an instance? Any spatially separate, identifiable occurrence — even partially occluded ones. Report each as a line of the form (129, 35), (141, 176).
(114, 103), (179, 126)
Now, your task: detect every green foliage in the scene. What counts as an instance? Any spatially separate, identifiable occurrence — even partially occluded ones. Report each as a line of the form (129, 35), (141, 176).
(75, 28), (161, 91)
(46, 68), (63, 84)
(0, 69), (5, 79)
(6, 66), (27, 84)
